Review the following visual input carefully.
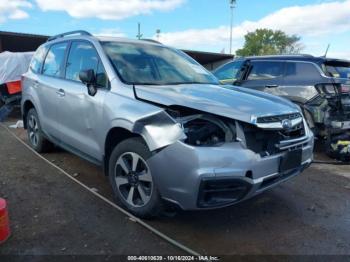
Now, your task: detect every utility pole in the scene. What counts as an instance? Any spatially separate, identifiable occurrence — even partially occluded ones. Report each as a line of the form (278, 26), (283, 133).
(229, 0), (236, 54)
(136, 22), (143, 40)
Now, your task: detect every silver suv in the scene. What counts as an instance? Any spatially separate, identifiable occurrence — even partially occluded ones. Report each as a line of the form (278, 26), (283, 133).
(21, 31), (314, 218)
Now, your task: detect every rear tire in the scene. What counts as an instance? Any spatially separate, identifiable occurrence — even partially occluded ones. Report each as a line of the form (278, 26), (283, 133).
(26, 108), (53, 153)
(108, 137), (163, 219)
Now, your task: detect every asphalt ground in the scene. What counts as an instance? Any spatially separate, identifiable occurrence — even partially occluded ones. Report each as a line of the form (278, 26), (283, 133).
(1, 112), (350, 259)
(0, 124), (184, 257)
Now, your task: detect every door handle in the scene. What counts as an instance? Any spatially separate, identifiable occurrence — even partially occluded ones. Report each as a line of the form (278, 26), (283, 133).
(33, 81), (39, 88)
(56, 89), (65, 97)
(265, 85), (278, 88)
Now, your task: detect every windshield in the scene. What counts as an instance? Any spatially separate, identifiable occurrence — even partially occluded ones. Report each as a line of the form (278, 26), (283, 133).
(102, 41), (219, 85)
(323, 61), (350, 79)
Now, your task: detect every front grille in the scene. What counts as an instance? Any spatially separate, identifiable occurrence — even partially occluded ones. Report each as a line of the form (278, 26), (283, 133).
(256, 113), (302, 124)
(278, 121), (305, 140)
(241, 120), (306, 156)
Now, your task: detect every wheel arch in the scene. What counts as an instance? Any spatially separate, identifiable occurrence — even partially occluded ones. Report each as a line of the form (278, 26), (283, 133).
(22, 100), (36, 129)
(103, 126), (145, 176)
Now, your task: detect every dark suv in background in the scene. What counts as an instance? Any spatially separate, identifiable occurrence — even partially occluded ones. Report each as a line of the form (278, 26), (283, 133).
(213, 55), (350, 160)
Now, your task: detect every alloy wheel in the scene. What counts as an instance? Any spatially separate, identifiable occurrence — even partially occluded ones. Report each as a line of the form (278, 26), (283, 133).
(114, 152), (153, 207)
(28, 114), (39, 147)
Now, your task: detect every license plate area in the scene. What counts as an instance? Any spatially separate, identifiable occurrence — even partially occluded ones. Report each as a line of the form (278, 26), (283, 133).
(279, 149), (302, 173)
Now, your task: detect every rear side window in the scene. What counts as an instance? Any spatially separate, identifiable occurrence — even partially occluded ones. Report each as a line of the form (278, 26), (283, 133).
(214, 61), (243, 81)
(43, 42), (68, 77)
(247, 61), (284, 80)
(30, 46), (47, 74)
(322, 61), (350, 79)
(65, 41), (107, 87)
(285, 62), (320, 79)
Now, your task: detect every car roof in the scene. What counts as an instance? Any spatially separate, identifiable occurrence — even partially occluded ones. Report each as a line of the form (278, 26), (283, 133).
(96, 36), (163, 46)
(45, 33), (164, 48)
(237, 55), (350, 64)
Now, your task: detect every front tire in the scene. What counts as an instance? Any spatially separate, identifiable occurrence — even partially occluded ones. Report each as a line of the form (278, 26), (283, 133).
(108, 137), (163, 218)
(26, 108), (53, 153)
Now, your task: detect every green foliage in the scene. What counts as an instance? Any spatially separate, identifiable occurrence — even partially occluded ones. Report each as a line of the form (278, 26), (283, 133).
(236, 29), (303, 56)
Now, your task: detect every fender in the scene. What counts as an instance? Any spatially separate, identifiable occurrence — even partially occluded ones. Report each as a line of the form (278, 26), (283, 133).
(108, 111), (186, 152)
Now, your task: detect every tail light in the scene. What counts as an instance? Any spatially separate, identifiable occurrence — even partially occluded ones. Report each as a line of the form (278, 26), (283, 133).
(340, 84), (350, 93)
(6, 81), (22, 95)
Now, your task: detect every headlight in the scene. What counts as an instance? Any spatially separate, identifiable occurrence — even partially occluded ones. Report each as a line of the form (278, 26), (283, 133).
(177, 114), (236, 146)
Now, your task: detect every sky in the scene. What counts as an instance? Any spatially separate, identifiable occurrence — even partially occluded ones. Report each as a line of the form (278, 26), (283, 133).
(0, 0), (350, 58)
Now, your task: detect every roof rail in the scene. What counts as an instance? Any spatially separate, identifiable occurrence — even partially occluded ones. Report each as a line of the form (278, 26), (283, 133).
(141, 38), (163, 45)
(47, 30), (92, 42)
(289, 54), (314, 57)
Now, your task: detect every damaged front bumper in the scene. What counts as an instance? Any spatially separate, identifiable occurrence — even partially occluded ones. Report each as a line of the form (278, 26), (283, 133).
(330, 120), (350, 130)
(147, 133), (314, 210)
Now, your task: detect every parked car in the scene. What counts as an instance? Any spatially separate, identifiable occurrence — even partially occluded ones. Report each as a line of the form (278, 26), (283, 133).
(21, 31), (313, 218)
(213, 55), (350, 160)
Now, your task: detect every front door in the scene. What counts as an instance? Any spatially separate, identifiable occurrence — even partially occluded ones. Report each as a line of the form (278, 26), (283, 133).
(56, 41), (108, 161)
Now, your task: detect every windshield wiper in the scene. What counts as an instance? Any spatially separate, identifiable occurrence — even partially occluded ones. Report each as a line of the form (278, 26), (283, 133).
(133, 82), (164, 86)
(133, 81), (218, 86)
(166, 81), (218, 85)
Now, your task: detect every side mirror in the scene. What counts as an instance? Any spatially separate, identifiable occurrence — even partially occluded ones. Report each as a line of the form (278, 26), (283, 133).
(79, 69), (97, 96)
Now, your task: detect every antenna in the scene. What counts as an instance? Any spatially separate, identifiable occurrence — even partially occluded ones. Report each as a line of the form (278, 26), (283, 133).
(136, 22), (143, 40)
(324, 44), (330, 57)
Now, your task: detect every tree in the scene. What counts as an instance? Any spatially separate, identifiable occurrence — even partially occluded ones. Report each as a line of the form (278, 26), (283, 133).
(235, 29), (303, 56)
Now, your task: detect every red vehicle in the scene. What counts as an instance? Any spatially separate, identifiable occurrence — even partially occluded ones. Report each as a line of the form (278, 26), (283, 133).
(0, 51), (33, 121)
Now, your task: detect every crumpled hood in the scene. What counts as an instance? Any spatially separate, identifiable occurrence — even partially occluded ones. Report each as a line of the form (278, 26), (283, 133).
(134, 84), (300, 124)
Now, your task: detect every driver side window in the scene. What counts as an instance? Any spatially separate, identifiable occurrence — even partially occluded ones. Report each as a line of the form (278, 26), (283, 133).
(65, 41), (108, 87)
(214, 61), (242, 81)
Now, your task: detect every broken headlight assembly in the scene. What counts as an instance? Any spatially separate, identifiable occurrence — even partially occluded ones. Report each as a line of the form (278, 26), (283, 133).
(167, 108), (236, 146)
(181, 115), (236, 146)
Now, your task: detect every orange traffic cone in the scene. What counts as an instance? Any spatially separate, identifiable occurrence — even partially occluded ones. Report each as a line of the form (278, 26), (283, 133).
(0, 198), (10, 244)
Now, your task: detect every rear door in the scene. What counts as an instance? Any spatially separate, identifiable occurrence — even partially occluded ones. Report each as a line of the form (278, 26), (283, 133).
(280, 61), (321, 104)
(56, 40), (108, 161)
(239, 60), (285, 92)
(37, 42), (68, 139)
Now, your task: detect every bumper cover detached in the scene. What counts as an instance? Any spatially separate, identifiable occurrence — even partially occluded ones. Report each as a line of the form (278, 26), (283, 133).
(330, 120), (350, 130)
(147, 134), (314, 210)
(198, 159), (311, 208)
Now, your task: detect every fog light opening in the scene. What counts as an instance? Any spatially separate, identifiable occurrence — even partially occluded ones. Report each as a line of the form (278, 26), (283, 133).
(245, 170), (253, 179)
